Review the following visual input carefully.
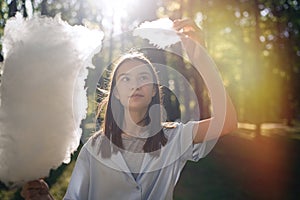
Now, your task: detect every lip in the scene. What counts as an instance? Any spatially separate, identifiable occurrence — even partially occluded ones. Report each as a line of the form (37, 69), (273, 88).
(130, 93), (144, 98)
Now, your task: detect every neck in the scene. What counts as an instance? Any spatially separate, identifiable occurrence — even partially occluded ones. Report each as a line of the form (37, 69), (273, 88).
(122, 108), (147, 136)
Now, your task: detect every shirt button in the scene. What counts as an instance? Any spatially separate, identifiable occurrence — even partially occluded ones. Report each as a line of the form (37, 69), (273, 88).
(136, 186), (140, 190)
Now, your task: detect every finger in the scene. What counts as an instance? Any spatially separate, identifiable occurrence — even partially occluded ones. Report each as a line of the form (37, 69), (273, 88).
(178, 26), (205, 46)
(26, 179), (49, 190)
(21, 180), (49, 198)
(173, 18), (194, 27)
(39, 179), (49, 190)
(21, 188), (40, 199)
(21, 187), (27, 198)
(173, 19), (196, 31)
(25, 180), (44, 189)
(39, 187), (51, 195)
(21, 182), (37, 198)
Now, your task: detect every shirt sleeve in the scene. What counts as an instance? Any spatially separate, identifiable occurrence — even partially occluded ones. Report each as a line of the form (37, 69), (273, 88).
(64, 145), (90, 200)
(180, 121), (207, 162)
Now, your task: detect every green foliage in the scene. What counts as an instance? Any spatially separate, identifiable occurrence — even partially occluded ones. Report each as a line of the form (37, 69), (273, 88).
(158, 0), (300, 124)
(1, 0), (298, 124)
(0, 0), (299, 198)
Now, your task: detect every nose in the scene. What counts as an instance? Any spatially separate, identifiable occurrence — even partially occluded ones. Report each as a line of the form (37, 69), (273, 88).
(130, 79), (139, 90)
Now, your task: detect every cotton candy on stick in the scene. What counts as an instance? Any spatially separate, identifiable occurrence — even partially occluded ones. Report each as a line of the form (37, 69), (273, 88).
(133, 18), (181, 49)
(0, 13), (103, 187)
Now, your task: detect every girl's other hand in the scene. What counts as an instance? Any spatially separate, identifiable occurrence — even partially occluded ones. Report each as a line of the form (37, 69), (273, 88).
(21, 179), (54, 200)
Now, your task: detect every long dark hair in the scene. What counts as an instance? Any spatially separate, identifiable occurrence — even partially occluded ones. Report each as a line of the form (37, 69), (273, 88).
(93, 52), (168, 158)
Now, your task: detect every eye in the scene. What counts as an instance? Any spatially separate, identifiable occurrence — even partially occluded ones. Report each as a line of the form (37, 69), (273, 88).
(120, 76), (130, 82)
(139, 75), (150, 82)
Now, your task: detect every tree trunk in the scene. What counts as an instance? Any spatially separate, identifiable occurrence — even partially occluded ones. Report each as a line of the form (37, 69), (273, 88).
(22, 0), (27, 17)
(41, 0), (48, 16)
(8, 0), (18, 18)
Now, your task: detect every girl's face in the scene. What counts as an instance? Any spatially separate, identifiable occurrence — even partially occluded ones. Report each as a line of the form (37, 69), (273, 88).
(113, 60), (156, 112)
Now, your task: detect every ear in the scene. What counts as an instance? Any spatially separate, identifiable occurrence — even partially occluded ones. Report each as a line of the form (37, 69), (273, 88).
(152, 86), (157, 97)
(113, 88), (120, 99)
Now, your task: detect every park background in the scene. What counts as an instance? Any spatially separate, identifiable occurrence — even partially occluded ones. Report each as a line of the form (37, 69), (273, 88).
(0, 0), (299, 199)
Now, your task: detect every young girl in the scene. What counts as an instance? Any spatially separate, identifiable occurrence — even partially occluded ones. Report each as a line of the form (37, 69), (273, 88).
(21, 19), (237, 200)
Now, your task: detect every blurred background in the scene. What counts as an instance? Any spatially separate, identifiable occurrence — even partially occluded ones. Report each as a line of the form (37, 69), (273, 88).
(0, 0), (299, 199)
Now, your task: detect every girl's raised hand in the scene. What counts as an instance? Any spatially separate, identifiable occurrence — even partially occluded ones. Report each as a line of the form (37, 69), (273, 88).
(173, 18), (205, 47)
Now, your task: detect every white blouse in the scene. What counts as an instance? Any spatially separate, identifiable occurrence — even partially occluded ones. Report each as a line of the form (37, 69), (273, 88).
(64, 121), (207, 200)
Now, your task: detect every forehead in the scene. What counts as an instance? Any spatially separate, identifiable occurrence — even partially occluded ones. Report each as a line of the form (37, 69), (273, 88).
(116, 59), (153, 76)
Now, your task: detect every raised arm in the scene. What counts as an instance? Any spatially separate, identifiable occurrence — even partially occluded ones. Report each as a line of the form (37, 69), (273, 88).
(191, 93), (237, 143)
(173, 19), (238, 144)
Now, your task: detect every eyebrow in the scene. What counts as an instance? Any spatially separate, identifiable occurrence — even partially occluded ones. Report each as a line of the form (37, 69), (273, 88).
(117, 73), (128, 79)
(139, 72), (151, 76)
(117, 71), (151, 79)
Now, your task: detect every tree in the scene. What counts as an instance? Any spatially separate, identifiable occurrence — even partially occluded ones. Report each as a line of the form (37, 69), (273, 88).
(157, 0), (300, 130)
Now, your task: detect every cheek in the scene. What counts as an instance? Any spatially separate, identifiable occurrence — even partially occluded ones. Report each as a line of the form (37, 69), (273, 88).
(116, 90), (128, 101)
(143, 85), (156, 97)
(115, 86), (131, 104)
(114, 83), (130, 95)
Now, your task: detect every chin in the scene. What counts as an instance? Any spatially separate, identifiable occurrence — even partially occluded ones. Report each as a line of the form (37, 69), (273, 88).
(127, 103), (149, 111)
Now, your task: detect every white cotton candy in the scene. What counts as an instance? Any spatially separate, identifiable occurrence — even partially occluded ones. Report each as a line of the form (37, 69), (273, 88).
(0, 13), (103, 187)
(133, 18), (181, 49)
